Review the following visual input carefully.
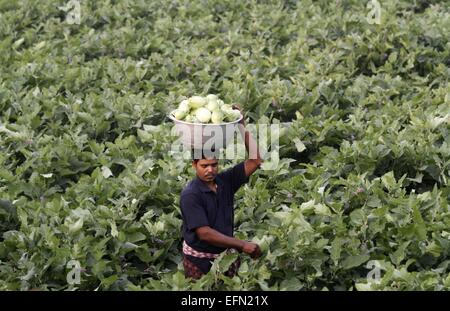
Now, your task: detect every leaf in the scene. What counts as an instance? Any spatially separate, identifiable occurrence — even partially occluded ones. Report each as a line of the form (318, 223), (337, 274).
(101, 275), (118, 288)
(342, 254), (370, 270)
(390, 241), (410, 266)
(34, 41), (46, 50)
(258, 265), (271, 280)
(238, 261), (249, 275)
(171, 271), (188, 289)
(0, 199), (15, 214)
(280, 277), (303, 291)
(429, 114), (450, 129)
(121, 242), (138, 251)
(355, 283), (374, 291)
(127, 232), (147, 243)
(293, 138), (306, 152)
(381, 171), (396, 191)
(330, 237), (344, 265)
(110, 221), (118, 238)
(137, 129), (153, 142)
(407, 173), (423, 183)
(217, 252), (239, 273)
(101, 166), (113, 178)
(350, 209), (365, 226)
(251, 235), (273, 253)
(300, 200), (315, 214)
(13, 38), (24, 49)
(425, 241), (441, 258)
(444, 274), (450, 288)
(366, 197), (381, 208)
(412, 204), (427, 240)
(20, 267), (36, 281)
(68, 218), (83, 233)
(1, 0), (449, 292)
(143, 124), (159, 132)
(314, 203), (331, 216)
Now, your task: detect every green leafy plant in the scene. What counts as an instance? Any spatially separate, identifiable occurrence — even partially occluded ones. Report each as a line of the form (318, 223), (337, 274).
(1, 0), (449, 291)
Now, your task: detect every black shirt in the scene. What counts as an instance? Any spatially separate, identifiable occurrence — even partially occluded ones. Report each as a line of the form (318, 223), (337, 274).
(180, 161), (249, 273)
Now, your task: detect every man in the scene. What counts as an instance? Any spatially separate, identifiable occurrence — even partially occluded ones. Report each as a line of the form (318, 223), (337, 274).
(180, 106), (263, 279)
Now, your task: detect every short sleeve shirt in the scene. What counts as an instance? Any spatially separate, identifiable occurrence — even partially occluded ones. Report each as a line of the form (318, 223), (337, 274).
(180, 162), (249, 272)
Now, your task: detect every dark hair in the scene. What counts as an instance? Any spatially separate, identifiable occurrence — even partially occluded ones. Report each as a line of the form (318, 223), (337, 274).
(191, 148), (219, 162)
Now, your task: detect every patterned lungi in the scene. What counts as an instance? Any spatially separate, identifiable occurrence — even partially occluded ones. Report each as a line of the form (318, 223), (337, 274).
(182, 241), (241, 280)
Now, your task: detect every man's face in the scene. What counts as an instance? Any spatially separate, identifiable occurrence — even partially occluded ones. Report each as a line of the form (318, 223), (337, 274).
(193, 159), (219, 182)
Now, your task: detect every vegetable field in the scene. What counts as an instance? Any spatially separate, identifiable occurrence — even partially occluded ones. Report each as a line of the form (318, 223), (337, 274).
(1, 0), (450, 290)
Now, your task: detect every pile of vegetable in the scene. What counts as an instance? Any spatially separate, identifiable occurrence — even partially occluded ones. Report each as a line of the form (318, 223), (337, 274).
(172, 95), (241, 124)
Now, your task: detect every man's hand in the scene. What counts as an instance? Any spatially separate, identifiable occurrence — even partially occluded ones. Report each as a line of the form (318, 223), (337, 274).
(241, 241), (262, 259)
(196, 227), (262, 259)
(232, 104), (245, 126)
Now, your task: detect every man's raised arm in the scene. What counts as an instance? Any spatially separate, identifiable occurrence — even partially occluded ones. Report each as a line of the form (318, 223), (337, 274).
(232, 105), (263, 178)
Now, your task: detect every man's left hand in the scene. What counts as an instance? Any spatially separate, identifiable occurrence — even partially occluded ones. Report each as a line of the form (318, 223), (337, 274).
(232, 104), (245, 125)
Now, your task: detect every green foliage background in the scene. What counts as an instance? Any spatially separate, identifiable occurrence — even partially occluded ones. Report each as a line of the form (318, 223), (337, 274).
(0, 0), (449, 290)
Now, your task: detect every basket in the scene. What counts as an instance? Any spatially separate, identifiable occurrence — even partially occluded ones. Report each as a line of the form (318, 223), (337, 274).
(168, 110), (243, 150)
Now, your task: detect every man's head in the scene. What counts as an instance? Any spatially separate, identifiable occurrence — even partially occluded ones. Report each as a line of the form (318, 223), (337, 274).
(191, 148), (219, 182)
(192, 158), (219, 182)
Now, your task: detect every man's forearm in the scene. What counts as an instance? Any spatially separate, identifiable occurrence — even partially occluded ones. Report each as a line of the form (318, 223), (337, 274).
(238, 124), (261, 161)
(197, 227), (244, 251)
(238, 124), (263, 176)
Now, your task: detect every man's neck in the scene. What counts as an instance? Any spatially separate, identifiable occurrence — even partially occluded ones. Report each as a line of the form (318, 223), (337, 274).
(201, 179), (217, 192)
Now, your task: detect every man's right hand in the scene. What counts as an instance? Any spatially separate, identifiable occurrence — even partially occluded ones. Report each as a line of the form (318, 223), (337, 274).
(196, 226), (262, 259)
(241, 241), (262, 259)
